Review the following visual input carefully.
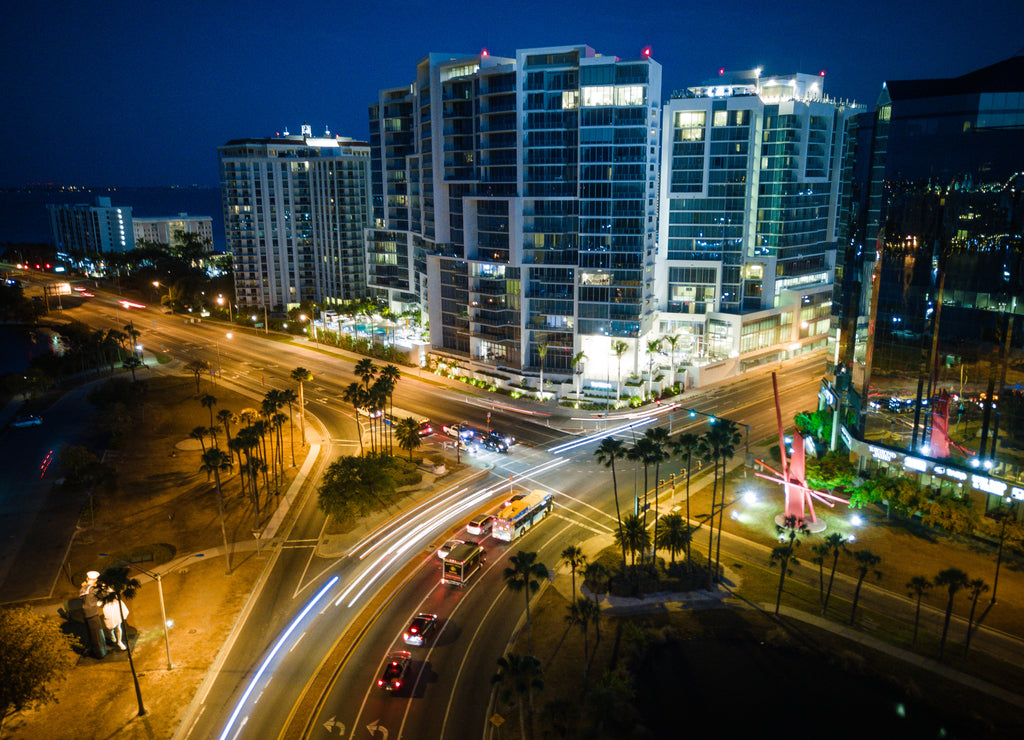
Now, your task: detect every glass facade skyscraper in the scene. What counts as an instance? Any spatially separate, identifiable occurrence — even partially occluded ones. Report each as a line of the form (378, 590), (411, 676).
(657, 71), (858, 382)
(828, 55), (1024, 514)
(368, 45), (661, 378)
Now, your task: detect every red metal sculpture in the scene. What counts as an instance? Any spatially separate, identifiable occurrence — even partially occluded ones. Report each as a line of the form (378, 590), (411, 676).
(755, 372), (847, 531)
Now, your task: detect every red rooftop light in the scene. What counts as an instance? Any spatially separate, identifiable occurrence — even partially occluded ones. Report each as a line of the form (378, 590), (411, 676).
(642, 46), (652, 57)
(719, 68), (725, 75)
(481, 48), (488, 57)
(819, 70), (826, 76)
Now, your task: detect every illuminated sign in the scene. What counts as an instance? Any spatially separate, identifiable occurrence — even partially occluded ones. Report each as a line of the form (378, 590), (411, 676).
(904, 457), (928, 472)
(840, 426), (852, 447)
(1011, 487), (1024, 502)
(868, 445), (899, 463)
(971, 474), (1007, 496)
(933, 466), (968, 482)
(821, 386), (836, 405)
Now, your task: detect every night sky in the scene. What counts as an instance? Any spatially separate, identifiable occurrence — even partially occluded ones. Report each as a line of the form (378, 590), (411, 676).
(2, 0), (1020, 188)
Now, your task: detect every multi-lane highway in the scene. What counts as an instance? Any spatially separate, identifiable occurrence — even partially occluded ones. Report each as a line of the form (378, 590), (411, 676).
(19, 276), (825, 739)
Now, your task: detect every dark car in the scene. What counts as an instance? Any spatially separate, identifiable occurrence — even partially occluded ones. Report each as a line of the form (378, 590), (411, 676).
(377, 650), (413, 692)
(489, 429), (515, 446)
(402, 613), (439, 646)
(476, 434), (508, 453)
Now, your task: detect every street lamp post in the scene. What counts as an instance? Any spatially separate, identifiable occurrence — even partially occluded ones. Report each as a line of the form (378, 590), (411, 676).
(99, 555), (173, 670)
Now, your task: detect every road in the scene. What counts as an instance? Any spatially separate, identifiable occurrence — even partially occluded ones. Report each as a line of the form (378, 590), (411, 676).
(19, 275), (863, 739)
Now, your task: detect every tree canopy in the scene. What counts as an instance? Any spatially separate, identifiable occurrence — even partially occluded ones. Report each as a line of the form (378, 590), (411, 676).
(0, 606), (76, 724)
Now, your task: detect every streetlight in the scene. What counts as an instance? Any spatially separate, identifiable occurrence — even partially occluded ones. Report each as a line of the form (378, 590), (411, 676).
(215, 332), (232, 384)
(299, 313), (319, 347)
(98, 554), (174, 670)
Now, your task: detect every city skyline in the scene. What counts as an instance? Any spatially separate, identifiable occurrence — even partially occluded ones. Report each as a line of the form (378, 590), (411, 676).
(2, 0), (1021, 188)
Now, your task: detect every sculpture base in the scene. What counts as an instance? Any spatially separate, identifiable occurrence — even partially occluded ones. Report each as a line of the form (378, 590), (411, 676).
(774, 513), (828, 534)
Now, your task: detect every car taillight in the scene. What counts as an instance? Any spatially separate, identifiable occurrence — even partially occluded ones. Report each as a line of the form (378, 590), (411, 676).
(377, 679), (384, 686)
(394, 681), (401, 689)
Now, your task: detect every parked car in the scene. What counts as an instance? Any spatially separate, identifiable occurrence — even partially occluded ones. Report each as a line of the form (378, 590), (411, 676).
(466, 515), (494, 536)
(402, 613), (439, 646)
(11, 414), (42, 427)
(436, 538), (465, 559)
(377, 650), (413, 692)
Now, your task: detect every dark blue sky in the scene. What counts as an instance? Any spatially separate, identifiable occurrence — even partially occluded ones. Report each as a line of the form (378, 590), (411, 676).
(2, 0), (1020, 188)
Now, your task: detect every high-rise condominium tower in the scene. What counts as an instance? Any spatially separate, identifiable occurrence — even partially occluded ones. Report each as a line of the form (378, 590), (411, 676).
(368, 45), (661, 380)
(219, 124), (372, 311)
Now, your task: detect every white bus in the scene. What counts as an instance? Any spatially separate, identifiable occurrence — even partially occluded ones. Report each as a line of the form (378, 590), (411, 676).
(493, 490), (554, 542)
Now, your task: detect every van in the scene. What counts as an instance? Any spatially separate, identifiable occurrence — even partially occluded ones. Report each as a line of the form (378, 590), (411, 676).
(466, 515), (494, 536)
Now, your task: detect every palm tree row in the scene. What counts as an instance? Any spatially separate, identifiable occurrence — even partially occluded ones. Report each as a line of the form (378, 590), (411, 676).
(191, 378), (304, 568)
(342, 359), (403, 456)
(594, 418), (742, 591)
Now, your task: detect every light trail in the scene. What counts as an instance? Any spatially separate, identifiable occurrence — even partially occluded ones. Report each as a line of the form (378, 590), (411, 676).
(547, 415), (656, 454)
(216, 575), (339, 740)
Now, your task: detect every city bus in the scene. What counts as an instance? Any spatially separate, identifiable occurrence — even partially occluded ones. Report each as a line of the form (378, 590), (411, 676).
(492, 490), (554, 542)
(441, 542), (485, 586)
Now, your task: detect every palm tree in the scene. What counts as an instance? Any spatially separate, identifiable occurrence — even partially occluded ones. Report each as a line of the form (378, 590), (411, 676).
(355, 357), (377, 390)
(963, 577), (990, 657)
(492, 653), (544, 740)
(986, 505), (1015, 604)
(537, 342), (549, 400)
(818, 532), (849, 614)
(670, 432), (702, 567)
(185, 359), (210, 393)
(342, 382), (368, 455)
(200, 448), (233, 573)
(643, 426), (670, 563)
(217, 408), (237, 453)
(663, 334), (680, 390)
(560, 545), (587, 597)
(503, 551), (549, 657)
(614, 513), (650, 574)
(627, 435), (659, 539)
(906, 575), (932, 647)
(768, 517), (805, 615)
(571, 351), (587, 399)
(278, 388), (298, 465)
(95, 566), (145, 716)
(395, 416), (422, 461)
(934, 567), (969, 661)
(700, 420), (742, 585)
(595, 437), (629, 574)
(190, 425), (209, 455)
(848, 549), (882, 625)
(565, 597), (602, 683)
(612, 340), (629, 404)
(379, 364), (402, 453)
(645, 338), (661, 398)
(122, 354), (143, 382)
(655, 513), (690, 566)
(200, 394), (217, 430)
(367, 381), (389, 455)
(582, 560), (609, 603)
(290, 367), (313, 445)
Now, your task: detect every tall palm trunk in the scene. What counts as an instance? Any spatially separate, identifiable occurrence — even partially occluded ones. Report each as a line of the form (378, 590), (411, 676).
(707, 457), (719, 588)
